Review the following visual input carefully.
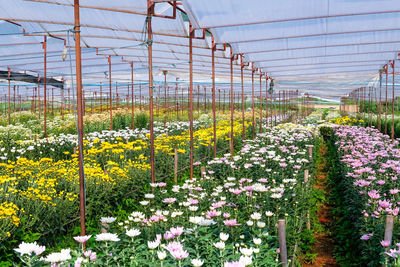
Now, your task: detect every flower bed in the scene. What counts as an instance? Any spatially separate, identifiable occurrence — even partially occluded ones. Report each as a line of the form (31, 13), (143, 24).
(13, 123), (317, 266)
(328, 125), (400, 266)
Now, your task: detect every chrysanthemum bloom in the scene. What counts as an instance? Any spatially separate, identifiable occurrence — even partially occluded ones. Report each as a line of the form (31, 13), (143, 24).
(45, 249), (72, 264)
(253, 238), (262, 246)
(148, 239), (160, 249)
(126, 229), (141, 238)
(169, 249), (189, 260)
(95, 233), (120, 242)
(224, 219), (240, 226)
(73, 235), (92, 243)
(250, 212), (262, 220)
(224, 261), (245, 267)
(360, 233), (373, 240)
(191, 258), (204, 266)
(157, 250), (167, 260)
(214, 241), (226, 250)
(240, 247), (253, 257)
(14, 242), (45, 256)
(100, 217), (116, 224)
(170, 227), (184, 237)
(220, 232), (229, 242)
(381, 240), (391, 247)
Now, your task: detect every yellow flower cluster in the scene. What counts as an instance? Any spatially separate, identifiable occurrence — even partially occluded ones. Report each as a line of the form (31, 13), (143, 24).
(0, 201), (20, 226)
(329, 116), (364, 125)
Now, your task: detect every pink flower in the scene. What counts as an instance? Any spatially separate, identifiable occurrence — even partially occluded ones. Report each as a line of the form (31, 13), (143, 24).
(360, 233), (373, 240)
(224, 219), (240, 226)
(170, 227), (184, 237)
(165, 241), (189, 260)
(368, 190), (380, 200)
(381, 240), (391, 247)
(164, 231), (175, 240)
(163, 198), (177, 204)
(170, 249), (189, 259)
(73, 235), (92, 243)
(223, 213), (231, 218)
(224, 261), (245, 267)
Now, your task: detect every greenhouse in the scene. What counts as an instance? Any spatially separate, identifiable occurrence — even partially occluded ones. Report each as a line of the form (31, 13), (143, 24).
(0, 0), (399, 266)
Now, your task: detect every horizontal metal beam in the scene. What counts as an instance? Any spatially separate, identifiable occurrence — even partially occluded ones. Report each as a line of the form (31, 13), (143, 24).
(0, 70), (63, 88)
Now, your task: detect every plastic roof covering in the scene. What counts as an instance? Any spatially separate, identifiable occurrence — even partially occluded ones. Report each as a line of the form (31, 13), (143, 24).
(0, 0), (256, 96)
(182, 0), (400, 98)
(0, 1), (399, 100)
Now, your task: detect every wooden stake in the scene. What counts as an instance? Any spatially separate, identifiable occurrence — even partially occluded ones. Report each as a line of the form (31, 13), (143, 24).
(278, 219), (288, 267)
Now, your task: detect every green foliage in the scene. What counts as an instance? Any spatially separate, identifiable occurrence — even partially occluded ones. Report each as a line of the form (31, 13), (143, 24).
(134, 112), (149, 129)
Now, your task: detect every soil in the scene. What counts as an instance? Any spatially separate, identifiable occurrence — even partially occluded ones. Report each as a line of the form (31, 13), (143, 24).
(303, 144), (339, 267)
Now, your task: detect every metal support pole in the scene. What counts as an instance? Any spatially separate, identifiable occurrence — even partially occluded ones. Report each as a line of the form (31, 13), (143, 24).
(61, 78), (65, 120)
(241, 58), (245, 140)
(74, 0), (86, 238)
(391, 61), (395, 142)
(108, 56), (113, 130)
(230, 53), (234, 158)
(385, 66), (388, 134)
(212, 41), (217, 157)
(251, 70), (255, 139)
(131, 62), (134, 129)
(189, 24), (194, 179)
(259, 73), (262, 133)
(266, 76), (269, 128)
(7, 69), (10, 124)
(43, 36), (47, 138)
(147, 0), (155, 184)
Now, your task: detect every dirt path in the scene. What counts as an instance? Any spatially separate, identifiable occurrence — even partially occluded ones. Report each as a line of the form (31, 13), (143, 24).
(303, 143), (338, 267)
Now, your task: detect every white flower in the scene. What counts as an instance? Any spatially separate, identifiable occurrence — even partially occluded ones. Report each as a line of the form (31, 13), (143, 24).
(100, 217), (116, 224)
(253, 238), (262, 246)
(148, 240), (160, 249)
(191, 258), (204, 266)
(189, 206), (199, 212)
(246, 220), (254, 226)
(214, 241), (225, 250)
(240, 247), (253, 257)
(95, 233), (120, 242)
(14, 242), (45, 256)
(126, 228), (141, 238)
(265, 211), (274, 217)
(239, 255), (252, 266)
(257, 221), (266, 228)
(157, 250), (167, 260)
(250, 212), (262, 220)
(144, 193), (155, 199)
(220, 232), (229, 242)
(45, 249), (71, 263)
(140, 201), (149, 206)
